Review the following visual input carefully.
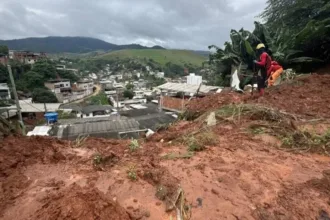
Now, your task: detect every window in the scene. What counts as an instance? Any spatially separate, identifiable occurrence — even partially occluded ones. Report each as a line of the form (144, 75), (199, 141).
(60, 84), (64, 87)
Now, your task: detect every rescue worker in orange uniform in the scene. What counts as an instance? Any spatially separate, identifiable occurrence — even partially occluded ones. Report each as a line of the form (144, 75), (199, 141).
(268, 61), (284, 86)
(253, 43), (272, 96)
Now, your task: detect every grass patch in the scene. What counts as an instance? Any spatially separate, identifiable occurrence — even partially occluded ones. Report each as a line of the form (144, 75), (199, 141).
(87, 92), (109, 105)
(216, 104), (298, 122)
(178, 130), (218, 152)
(93, 154), (104, 166)
(249, 127), (266, 135)
(162, 152), (194, 160)
(71, 134), (89, 148)
(183, 130), (218, 152)
(127, 165), (138, 181)
(128, 139), (140, 152)
(95, 49), (206, 66)
(280, 129), (330, 154)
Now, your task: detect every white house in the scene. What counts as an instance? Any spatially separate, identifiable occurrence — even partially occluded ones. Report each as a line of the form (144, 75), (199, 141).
(156, 72), (165, 78)
(0, 83), (11, 100)
(45, 79), (71, 94)
(76, 80), (94, 96)
(187, 73), (202, 86)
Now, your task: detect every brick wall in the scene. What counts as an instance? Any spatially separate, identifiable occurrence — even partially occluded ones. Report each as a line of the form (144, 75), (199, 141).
(161, 96), (189, 112)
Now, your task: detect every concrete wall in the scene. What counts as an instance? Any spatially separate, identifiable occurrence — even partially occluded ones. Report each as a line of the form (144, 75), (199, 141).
(161, 96), (189, 112)
(187, 73), (202, 85)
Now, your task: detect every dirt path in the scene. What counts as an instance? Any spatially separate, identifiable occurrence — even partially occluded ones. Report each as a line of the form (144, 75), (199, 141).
(71, 84), (102, 104)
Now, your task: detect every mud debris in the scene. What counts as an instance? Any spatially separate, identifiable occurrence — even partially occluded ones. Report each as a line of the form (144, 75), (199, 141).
(1, 74), (330, 219)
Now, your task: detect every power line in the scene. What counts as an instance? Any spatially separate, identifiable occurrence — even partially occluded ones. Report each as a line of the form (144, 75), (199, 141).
(20, 100), (46, 112)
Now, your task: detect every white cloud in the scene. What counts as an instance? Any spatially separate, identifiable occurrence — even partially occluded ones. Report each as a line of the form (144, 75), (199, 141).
(0, 0), (267, 50)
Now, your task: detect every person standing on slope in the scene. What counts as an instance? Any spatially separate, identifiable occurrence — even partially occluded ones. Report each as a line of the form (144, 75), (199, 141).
(268, 61), (284, 86)
(253, 43), (272, 96)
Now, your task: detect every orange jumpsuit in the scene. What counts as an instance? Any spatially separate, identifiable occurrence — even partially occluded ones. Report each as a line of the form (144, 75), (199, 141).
(268, 61), (283, 86)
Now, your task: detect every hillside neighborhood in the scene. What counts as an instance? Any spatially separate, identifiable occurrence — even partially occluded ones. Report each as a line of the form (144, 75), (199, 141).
(1, 0), (330, 219)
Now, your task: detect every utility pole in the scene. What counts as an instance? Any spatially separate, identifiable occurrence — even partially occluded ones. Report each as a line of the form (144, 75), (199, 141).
(7, 65), (25, 135)
(116, 88), (119, 110)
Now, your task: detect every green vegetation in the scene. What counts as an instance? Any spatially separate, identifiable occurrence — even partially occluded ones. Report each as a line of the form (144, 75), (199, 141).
(209, 0), (330, 87)
(183, 130), (218, 152)
(123, 90), (134, 99)
(0, 36), (164, 53)
(0, 59), (79, 103)
(93, 154), (104, 166)
(128, 139), (140, 152)
(127, 165), (138, 181)
(162, 152), (194, 160)
(87, 92), (109, 105)
(125, 83), (134, 90)
(280, 130), (330, 153)
(32, 88), (58, 103)
(0, 45), (9, 55)
(95, 49), (206, 67)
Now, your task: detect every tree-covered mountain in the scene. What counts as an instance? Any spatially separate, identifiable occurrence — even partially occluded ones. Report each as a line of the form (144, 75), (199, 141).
(0, 36), (165, 53)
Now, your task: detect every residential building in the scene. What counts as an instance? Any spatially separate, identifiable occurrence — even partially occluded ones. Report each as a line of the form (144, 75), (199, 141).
(44, 79), (72, 103)
(9, 50), (46, 64)
(59, 104), (115, 118)
(54, 103), (176, 140)
(3, 102), (61, 125)
(56, 64), (66, 70)
(76, 80), (94, 96)
(0, 54), (8, 66)
(79, 105), (114, 118)
(45, 79), (71, 94)
(156, 82), (221, 112)
(156, 72), (165, 78)
(100, 80), (114, 90)
(110, 97), (147, 109)
(0, 83), (11, 100)
(187, 73), (202, 85)
(56, 64), (79, 73)
(110, 74), (123, 81)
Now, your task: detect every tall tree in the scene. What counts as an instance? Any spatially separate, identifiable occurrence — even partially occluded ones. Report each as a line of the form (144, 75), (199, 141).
(0, 45), (9, 55)
(32, 60), (57, 79)
(32, 88), (58, 103)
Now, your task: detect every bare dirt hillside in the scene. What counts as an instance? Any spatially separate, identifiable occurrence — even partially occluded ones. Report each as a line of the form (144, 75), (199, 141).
(1, 74), (330, 220)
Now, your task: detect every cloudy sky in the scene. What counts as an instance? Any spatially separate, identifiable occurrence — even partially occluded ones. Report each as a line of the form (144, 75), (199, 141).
(0, 0), (266, 50)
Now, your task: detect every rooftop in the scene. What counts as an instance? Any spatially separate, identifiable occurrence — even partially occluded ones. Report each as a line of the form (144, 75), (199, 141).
(7, 103), (61, 113)
(60, 104), (114, 114)
(157, 82), (221, 94)
(135, 113), (176, 131)
(0, 83), (9, 90)
(56, 118), (140, 140)
(77, 80), (93, 83)
(81, 105), (113, 114)
(58, 115), (123, 125)
(47, 79), (70, 83)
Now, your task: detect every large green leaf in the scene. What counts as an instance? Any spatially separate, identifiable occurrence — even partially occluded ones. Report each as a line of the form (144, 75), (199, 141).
(289, 57), (324, 63)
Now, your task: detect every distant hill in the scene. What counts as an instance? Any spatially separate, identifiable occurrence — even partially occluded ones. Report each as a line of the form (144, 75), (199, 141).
(0, 36), (165, 53)
(193, 50), (210, 57)
(93, 49), (207, 66)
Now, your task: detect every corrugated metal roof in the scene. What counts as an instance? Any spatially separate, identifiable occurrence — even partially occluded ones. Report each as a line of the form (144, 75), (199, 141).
(157, 83), (220, 94)
(58, 119), (140, 140)
(136, 113), (176, 131)
(58, 115), (125, 124)
(7, 103), (61, 113)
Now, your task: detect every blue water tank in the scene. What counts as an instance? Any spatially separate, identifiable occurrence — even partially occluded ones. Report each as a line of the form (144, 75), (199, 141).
(44, 112), (58, 123)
